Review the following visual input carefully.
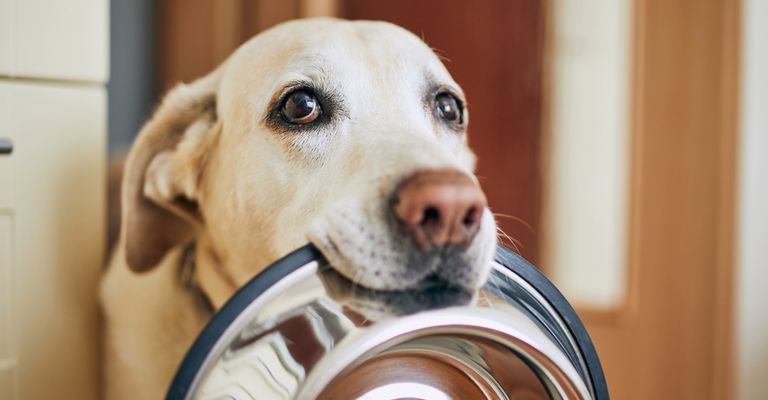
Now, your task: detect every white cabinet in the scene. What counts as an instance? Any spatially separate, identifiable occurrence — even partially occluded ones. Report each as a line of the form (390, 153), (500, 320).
(0, 81), (105, 400)
(0, 0), (108, 82)
(0, 0), (107, 397)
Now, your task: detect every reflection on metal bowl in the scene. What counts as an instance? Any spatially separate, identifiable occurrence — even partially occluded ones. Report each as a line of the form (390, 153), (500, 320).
(167, 245), (609, 400)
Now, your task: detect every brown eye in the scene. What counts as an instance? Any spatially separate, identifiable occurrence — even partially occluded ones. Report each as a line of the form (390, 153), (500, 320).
(435, 93), (462, 124)
(282, 90), (320, 124)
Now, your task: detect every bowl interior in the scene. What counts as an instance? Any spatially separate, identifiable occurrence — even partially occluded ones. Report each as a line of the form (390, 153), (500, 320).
(318, 333), (551, 400)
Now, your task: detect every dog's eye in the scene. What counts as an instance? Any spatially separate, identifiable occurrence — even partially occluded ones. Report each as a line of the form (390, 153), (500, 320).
(435, 93), (463, 124)
(282, 90), (321, 124)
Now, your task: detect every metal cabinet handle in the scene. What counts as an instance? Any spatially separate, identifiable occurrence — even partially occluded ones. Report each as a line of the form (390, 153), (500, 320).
(0, 139), (12, 155)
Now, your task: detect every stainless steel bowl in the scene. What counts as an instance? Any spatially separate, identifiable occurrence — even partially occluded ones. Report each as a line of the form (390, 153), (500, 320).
(167, 245), (608, 399)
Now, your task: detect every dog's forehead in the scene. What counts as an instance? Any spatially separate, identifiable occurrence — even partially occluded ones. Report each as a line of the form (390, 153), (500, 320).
(219, 19), (459, 115)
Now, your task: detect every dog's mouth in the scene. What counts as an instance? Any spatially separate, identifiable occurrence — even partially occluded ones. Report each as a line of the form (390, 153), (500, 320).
(409, 272), (455, 291)
(317, 266), (475, 319)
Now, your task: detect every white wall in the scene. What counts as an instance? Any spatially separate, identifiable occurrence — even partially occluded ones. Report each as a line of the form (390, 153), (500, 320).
(545, 0), (631, 308)
(737, 0), (768, 398)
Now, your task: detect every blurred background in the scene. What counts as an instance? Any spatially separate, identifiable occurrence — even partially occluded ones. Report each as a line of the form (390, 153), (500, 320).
(1, 0), (765, 399)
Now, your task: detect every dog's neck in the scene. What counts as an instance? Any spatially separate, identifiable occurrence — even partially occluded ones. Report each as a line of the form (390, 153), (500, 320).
(185, 240), (239, 310)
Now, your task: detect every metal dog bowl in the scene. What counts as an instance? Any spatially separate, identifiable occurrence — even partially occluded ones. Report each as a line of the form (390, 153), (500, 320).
(167, 245), (609, 399)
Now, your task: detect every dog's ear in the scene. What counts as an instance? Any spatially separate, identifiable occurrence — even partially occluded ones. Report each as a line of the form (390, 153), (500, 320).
(122, 67), (224, 272)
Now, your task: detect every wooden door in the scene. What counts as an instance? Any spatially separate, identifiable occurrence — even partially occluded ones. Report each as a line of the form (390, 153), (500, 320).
(576, 1), (740, 398)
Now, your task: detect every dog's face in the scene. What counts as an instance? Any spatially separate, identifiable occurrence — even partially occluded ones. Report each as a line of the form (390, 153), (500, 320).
(122, 19), (497, 293)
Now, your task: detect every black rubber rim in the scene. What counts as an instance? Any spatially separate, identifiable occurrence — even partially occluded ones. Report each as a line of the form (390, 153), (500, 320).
(166, 244), (609, 400)
(494, 245), (609, 400)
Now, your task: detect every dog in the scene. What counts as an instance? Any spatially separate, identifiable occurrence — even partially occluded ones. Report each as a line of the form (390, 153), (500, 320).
(101, 18), (498, 399)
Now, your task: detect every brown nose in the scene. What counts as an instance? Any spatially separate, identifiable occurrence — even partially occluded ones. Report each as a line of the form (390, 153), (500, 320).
(392, 169), (487, 251)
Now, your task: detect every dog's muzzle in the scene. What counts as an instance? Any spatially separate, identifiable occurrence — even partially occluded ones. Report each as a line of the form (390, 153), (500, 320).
(166, 245), (609, 400)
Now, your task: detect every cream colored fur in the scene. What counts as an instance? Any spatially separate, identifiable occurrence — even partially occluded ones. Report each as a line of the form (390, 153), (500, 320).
(101, 18), (497, 399)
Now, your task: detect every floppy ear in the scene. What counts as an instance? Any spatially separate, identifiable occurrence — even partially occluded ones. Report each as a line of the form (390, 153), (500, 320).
(122, 67), (224, 272)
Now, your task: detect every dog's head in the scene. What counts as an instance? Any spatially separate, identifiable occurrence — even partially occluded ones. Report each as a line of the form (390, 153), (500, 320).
(122, 18), (497, 293)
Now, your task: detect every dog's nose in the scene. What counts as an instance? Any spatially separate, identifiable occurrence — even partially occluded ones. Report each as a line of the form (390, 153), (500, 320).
(392, 169), (487, 250)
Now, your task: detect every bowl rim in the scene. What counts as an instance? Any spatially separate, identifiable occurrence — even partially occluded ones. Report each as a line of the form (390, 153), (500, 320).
(165, 244), (609, 400)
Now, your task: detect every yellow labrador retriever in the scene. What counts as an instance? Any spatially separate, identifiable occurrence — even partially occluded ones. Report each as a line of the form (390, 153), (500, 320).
(101, 18), (497, 399)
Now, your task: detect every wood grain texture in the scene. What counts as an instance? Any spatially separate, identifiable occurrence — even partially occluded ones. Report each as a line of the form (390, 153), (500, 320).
(343, 0), (545, 264)
(156, 0), (302, 93)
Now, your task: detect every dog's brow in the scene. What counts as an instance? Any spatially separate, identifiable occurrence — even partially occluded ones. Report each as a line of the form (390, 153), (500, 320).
(289, 54), (335, 81)
(262, 55), (337, 112)
(423, 79), (465, 111)
(424, 72), (464, 102)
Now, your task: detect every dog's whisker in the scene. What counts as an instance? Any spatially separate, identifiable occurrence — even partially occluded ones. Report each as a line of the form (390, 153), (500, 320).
(496, 226), (523, 254)
(500, 235), (524, 252)
(492, 213), (535, 233)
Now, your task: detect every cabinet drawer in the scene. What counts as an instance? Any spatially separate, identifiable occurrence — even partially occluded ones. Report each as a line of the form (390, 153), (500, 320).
(0, 0), (108, 83)
(0, 0), (10, 76)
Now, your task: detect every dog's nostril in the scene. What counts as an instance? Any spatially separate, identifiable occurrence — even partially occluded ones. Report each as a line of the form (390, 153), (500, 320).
(393, 168), (487, 250)
(421, 206), (441, 226)
(463, 207), (478, 226)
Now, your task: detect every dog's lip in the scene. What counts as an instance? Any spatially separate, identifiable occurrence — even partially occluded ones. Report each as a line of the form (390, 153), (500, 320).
(308, 225), (480, 293)
(320, 262), (467, 294)
(409, 272), (456, 291)
(317, 267), (474, 318)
